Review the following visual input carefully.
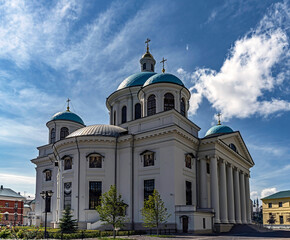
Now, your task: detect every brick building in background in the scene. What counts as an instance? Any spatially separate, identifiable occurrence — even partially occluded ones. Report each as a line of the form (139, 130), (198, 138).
(0, 185), (25, 226)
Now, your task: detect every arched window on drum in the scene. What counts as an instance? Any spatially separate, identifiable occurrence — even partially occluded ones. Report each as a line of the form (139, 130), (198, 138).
(147, 94), (156, 116)
(164, 93), (174, 111)
(60, 127), (69, 140)
(180, 98), (186, 117)
(121, 106), (127, 124)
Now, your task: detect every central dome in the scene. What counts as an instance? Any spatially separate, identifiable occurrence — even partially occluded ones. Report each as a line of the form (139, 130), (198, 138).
(143, 73), (185, 87)
(117, 72), (156, 90)
(67, 124), (127, 138)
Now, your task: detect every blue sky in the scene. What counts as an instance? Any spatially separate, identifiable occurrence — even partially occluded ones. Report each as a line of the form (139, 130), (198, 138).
(0, 0), (289, 200)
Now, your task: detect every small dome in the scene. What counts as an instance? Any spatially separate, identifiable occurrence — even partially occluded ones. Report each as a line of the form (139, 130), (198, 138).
(143, 73), (185, 87)
(117, 72), (156, 90)
(51, 111), (84, 125)
(67, 124), (127, 138)
(205, 125), (234, 137)
(142, 52), (155, 59)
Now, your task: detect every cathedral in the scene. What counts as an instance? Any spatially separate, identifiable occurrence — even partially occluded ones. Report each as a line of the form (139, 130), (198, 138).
(31, 41), (254, 233)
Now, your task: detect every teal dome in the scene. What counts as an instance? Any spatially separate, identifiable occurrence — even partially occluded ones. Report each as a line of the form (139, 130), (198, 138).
(51, 111), (85, 125)
(205, 125), (234, 137)
(118, 72), (157, 90)
(143, 73), (184, 87)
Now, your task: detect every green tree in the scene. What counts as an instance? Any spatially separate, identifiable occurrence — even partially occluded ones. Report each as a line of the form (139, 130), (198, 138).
(267, 214), (277, 225)
(141, 189), (171, 235)
(96, 185), (128, 238)
(59, 207), (78, 233)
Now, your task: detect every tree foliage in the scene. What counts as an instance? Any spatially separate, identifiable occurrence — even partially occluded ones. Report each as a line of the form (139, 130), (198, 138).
(267, 214), (277, 225)
(96, 185), (128, 238)
(59, 207), (78, 233)
(141, 189), (171, 235)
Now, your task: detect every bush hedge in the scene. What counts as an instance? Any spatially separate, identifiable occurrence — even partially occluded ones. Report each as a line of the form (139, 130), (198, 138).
(0, 226), (140, 239)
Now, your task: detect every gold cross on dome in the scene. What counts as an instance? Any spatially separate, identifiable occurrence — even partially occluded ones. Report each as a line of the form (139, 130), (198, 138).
(66, 98), (71, 111)
(145, 38), (151, 52)
(160, 57), (167, 73)
(217, 113), (222, 125)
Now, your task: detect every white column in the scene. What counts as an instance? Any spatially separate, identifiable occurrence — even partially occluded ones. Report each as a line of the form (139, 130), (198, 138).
(233, 167), (241, 223)
(245, 174), (251, 223)
(210, 156), (220, 223)
(240, 171), (247, 223)
(226, 163), (235, 223)
(219, 159), (228, 223)
(200, 158), (208, 208)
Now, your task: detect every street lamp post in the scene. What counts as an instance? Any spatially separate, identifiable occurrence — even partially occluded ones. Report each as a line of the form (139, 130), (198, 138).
(40, 190), (53, 239)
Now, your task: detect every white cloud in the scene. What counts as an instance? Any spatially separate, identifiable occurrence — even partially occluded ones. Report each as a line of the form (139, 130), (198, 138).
(261, 187), (277, 198)
(179, 2), (290, 120)
(0, 173), (35, 185)
(250, 191), (258, 200)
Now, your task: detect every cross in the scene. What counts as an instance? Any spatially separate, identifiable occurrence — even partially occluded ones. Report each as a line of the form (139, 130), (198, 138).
(145, 38), (151, 52)
(66, 98), (71, 111)
(160, 57), (167, 73)
(217, 113), (222, 125)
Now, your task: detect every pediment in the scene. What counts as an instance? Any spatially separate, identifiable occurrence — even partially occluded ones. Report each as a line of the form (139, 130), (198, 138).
(218, 132), (254, 166)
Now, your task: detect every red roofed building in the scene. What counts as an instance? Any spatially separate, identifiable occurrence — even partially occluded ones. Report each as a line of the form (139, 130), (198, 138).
(0, 185), (25, 226)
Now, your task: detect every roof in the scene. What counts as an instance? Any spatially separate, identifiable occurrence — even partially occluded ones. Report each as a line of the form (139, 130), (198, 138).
(0, 188), (25, 199)
(67, 124), (127, 138)
(205, 124), (234, 137)
(50, 111), (85, 125)
(262, 190), (290, 200)
(143, 73), (185, 87)
(117, 72), (156, 90)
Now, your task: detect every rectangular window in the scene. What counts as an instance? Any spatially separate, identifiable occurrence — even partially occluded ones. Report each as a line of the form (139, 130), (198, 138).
(14, 202), (18, 208)
(268, 203), (272, 208)
(203, 218), (206, 229)
(143, 152), (154, 167)
(186, 181), (192, 205)
(144, 179), (155, 200)
(45, 170), (52, 181)
(5, 202), (9, 207)
(5, 214), (8, 220)
(280, 215), (284, 224)
(185, 155), (192, 169)
(89, 155), (102, 168)
(279, 202), (282, 207)
(46, 197), (51, 212)
(64, 182), (72, 210)
(64, 157), (72, 170)
(89, 181), (102, 209)
(14, 214), (18, 221)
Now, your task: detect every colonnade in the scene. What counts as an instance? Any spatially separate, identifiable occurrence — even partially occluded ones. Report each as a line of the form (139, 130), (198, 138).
(199, 156), (251, 224)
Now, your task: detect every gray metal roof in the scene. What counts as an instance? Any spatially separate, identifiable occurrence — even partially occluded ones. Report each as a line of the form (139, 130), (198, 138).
(67, 124), (127, 138)
(0, 188), (25, 199)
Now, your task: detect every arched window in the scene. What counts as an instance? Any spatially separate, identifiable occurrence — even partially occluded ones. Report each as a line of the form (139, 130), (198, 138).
(229, 143), (237, 152)
(164, 93), (174, 111)
(113, 111), (116, 125)
(121, 106), (127, 123)
(135, 103), (141, 119)
(151, 64), (154, 71)
(143, 63), (146, 70)
(181, 98), (186, 116)
(60, 127), (69, 140)
(147, 94), (156, 116)
(50, 128), (56, 143)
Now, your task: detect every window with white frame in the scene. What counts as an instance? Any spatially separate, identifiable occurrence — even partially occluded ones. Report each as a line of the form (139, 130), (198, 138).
(185, 154), (193, 169)
(88, 154), (103, 168)
(63, 156), (72, 170)
(64, 182), (72, 209)
(141, 150), (155, 167)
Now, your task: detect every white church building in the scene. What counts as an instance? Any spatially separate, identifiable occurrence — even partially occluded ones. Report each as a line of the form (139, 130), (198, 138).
(31, 42), (254, 233)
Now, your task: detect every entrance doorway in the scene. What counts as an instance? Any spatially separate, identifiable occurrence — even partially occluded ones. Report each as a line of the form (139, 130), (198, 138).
(182, 216), (189, 233)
